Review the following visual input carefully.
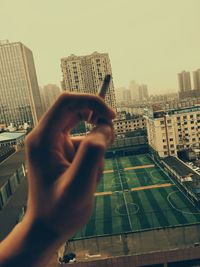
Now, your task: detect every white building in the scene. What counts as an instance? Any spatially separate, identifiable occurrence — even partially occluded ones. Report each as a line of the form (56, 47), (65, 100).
(146, 106), (200, 158)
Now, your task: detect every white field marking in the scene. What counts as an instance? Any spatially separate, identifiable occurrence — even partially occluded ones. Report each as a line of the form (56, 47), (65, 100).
(115, 157), (133, 231)
(167, 190), (200, 215)
(115, 202), (139, 216)
(111, 177), (130, 186)
(149, 169), (170, 184)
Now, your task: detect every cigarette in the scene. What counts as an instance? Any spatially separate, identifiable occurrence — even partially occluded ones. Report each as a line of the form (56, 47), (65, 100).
(87, 74), (111, 123)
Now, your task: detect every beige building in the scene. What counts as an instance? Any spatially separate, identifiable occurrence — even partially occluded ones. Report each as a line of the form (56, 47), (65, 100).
(146, 106), (200, 157)
(0, 40), (43, 126)
(114, 117), (146, 135)
(61, 52), (116, 111)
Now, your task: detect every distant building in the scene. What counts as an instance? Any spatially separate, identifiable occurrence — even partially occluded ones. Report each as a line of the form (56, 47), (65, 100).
(115, 87), (126, 103)
(193, 69), (200, 90)
(178, 71), (191, 92)
(122, 89), (132, 103)
(178, 70), (200, 99)
(139, 84), (148, 101)
(61, 52), (116, 111)
(129, 80), (140, 101)
(146, 106), (200, 157)
(0, 40), (43, 126)
(40, 84), (61, 112)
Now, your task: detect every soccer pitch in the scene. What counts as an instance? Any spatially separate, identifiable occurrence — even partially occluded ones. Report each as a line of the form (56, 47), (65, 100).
(73, 154), (200, 240)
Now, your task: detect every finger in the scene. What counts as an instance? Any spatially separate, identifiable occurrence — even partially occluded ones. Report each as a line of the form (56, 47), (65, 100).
(58, 124), (112, 197)
(71, 136), (85, 151)
(37, 93), (116, 137)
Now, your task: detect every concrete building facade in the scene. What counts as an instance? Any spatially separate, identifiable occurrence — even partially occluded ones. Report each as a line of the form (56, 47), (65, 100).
(61, 52), (116, 111)
(114, 117), (146, 135)
(0, 40), (43, 126)
(146, 106), (200, 157)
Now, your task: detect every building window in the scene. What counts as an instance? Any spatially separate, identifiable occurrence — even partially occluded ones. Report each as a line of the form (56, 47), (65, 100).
(160, 121), (164, 125)
(169, 138), (173, 141)
(164, 151), (168, 155)
(162, 139), (166, 142)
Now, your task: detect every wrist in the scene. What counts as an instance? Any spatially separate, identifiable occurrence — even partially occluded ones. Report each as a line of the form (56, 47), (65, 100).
(0, 215), (60, 267)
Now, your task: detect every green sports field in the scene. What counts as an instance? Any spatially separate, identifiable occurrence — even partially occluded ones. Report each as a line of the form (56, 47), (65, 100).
(73, 154), (200, 240)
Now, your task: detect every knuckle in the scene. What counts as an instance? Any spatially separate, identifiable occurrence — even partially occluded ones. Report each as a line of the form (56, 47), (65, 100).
(83, 138), (106, 153)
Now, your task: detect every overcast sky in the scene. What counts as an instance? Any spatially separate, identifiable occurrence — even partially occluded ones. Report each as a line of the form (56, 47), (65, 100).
(0, 0), (200, 94)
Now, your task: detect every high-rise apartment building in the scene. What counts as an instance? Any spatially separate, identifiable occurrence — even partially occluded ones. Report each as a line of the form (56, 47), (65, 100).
(193, 69), (200, 90)
(0, 40), (43, 126)
(40, 84), (61, 112)
(178, 71), (192, 92)
(61, 52), (116, 111)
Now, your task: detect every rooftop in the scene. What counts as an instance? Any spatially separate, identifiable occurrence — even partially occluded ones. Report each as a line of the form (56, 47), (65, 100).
(0, 132), (26, 142)
(162, 156), (200, 189)
(151, 105), (200, 119)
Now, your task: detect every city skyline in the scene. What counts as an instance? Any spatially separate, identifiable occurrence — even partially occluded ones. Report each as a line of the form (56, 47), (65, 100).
(1, 0), (200, 93)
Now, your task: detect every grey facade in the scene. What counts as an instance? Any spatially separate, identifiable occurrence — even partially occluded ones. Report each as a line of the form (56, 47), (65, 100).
(0, 40), (43, 126)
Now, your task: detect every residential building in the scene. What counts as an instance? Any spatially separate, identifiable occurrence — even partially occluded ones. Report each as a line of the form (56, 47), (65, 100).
(114, 117), (146, 135)
(61, 52), (116, 111)
(178, 71), (191, 92)
(146, 106), (200, 157)
(193, 69), (200, 90)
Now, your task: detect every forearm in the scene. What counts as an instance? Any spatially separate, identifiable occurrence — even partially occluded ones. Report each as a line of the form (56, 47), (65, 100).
(0, 215), (60, 267)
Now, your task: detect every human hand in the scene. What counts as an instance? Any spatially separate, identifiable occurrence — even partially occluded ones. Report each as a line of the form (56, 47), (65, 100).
(25, 93), (116, 242)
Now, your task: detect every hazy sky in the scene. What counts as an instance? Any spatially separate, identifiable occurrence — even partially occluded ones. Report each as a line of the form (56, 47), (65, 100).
(0, 0), (200, 94)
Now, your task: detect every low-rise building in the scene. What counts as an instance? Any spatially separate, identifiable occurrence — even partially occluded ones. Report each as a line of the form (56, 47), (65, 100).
(114, 117), (146, 135)
(146, 106), (200, 158)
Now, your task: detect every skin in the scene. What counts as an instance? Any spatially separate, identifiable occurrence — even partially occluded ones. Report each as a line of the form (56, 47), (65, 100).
(0, 93), (116, 267)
